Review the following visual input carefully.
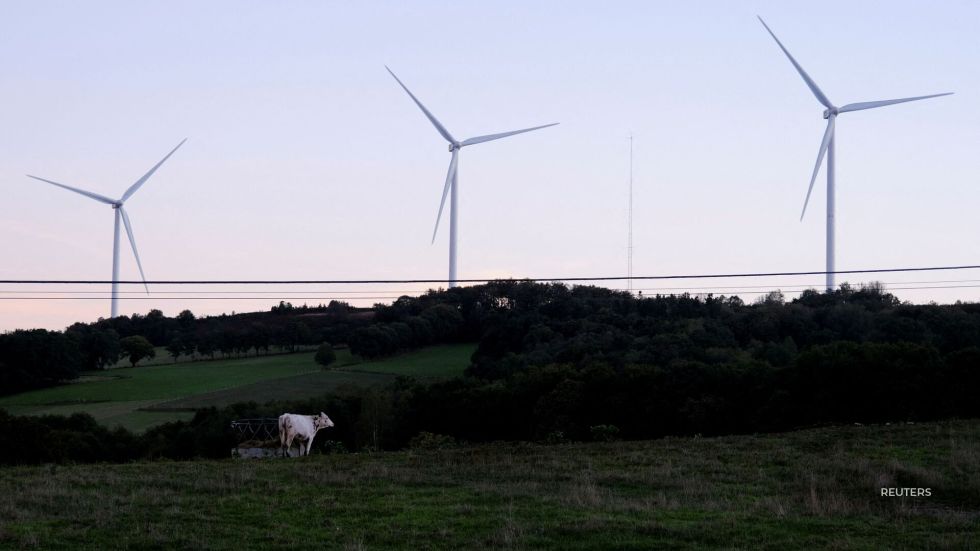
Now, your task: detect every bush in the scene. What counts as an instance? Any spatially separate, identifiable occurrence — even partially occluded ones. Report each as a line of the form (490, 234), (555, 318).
(589, 424), (621, 442)
(0, 410), (140, 465)
(320, 440), (348, 454)
(315, 343), (337, 368)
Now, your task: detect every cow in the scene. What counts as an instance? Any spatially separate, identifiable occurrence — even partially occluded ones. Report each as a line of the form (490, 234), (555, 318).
(278, 412), (334, 457)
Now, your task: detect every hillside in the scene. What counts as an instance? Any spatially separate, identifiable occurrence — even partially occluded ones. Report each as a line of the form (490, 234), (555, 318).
(0, 344), (475, 432)
(0, 420), (976, 549)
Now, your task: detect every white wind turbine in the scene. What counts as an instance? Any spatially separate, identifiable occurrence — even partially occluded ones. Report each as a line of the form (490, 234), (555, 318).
(28, 139), (187, 318)
(386, 66), (558, 287)
(758, 17), (952, 291)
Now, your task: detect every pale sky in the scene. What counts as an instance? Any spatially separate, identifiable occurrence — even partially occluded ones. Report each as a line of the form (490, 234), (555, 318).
(1, 1), (977, 331)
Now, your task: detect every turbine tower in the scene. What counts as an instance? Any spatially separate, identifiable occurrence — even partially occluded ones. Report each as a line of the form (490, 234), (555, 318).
(758, 17), (952, 291)
(386, 66), (558, 287)
(28, 139), (187, 318)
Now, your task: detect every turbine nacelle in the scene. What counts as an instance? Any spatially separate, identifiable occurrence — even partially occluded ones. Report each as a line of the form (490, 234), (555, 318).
(449, 142), (461, 152)
(822, 107), (839, 119)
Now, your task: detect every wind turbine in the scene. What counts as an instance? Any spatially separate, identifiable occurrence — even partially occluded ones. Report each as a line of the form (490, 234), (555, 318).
(28, 139), (187, 318)
(386, 66), (558, 287)
(758, 16), (952, 291)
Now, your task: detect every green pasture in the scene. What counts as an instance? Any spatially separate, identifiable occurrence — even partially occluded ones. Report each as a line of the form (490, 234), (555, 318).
(108, 345), (320, 368)
(0, 420), (977, 549)
(151, 370), (396, 411)
(339, 343), (477, 378)
(0, 344), (475, 432)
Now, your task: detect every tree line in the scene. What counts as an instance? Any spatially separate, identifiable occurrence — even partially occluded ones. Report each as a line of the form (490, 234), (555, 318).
(292, 281), (980, 446)
(4, 280), (980, 463)
(0, 300), (369, 396)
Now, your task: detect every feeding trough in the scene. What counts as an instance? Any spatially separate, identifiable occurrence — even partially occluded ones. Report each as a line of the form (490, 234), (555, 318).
(230, 418), (294, 458)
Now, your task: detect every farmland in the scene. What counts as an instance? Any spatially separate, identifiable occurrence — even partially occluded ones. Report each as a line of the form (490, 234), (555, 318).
(0, 344), (475, 432)
(0, 419), (977, 549)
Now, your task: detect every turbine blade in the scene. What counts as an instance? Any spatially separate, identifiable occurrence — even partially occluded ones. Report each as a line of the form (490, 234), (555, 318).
(118, 206), (149, 293)
(432, 149), (459, 244)
(801, 116), (836, 221)
(460, 123), (560, 147)
(838, 93), (953, 113)
(386, 66), (457, 144)
(120, 139), (187, 203)
(26, 175), (116, 205)
(758, 16), (834, 109)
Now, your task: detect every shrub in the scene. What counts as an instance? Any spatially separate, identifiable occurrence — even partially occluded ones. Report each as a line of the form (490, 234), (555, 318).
(320, 440), (348, 454)
(0, 410), (140, 465)
(543, 430), (569, 445)
(589, 424), (621, 442)
(315, 343), (337, 368)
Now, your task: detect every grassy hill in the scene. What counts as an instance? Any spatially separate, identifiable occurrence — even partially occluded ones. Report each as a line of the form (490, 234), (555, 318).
(107, 344), (321, 368)
(0, 344), (475, 432)
(0, 420), (976, 549)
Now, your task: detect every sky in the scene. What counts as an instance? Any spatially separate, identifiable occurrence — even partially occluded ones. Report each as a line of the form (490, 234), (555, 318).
(1, 1), (978, 331)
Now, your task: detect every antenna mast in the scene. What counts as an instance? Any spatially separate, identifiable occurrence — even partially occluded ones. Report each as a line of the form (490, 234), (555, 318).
(627, 133), (634, 294)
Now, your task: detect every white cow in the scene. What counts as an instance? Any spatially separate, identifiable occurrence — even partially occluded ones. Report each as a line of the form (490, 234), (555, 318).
(278, 412), (334, 457)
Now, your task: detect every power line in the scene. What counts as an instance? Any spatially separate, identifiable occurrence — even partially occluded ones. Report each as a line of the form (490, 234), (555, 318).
(652, 284), (980, 295)
(626, 278), (980, 292)
(5, 283), (980, 301)
(2, 263), (980, 285)
(0, 296), (405, 301)
(6, 278), (980, 296)
(0, 290), (426, 295)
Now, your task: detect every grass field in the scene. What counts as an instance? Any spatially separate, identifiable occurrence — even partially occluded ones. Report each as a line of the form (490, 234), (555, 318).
(0, 420), (976, 549)
(0, 344), (475, 432)
(338, 343), (477, 378)
(108, 345), (320, 369)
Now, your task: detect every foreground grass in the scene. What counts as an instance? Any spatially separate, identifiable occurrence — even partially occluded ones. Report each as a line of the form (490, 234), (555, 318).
(1, 420), (977, 549)
(0, 344), (476, 432)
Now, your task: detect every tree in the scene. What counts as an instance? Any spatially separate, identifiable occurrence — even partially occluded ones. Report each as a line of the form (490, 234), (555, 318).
(421, 304), (464, 340)
(176, 309), (196, 330)
(166, 336), (184, 363)
(281, 321), (313, 352)
(120, 336), (155, 367)
(216, 332), (236, 358)
(181, 333), (198, 359)
(196, 338), (216, 360)
(141, 309), (170, 345)
(348, 325), (400, 358)
(250, 324), (271, 355)
(315, 343), (337, 368)
(67, 324), (121, 370)
(327, 300), (352, 315)
(0, 330), (83, 395)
